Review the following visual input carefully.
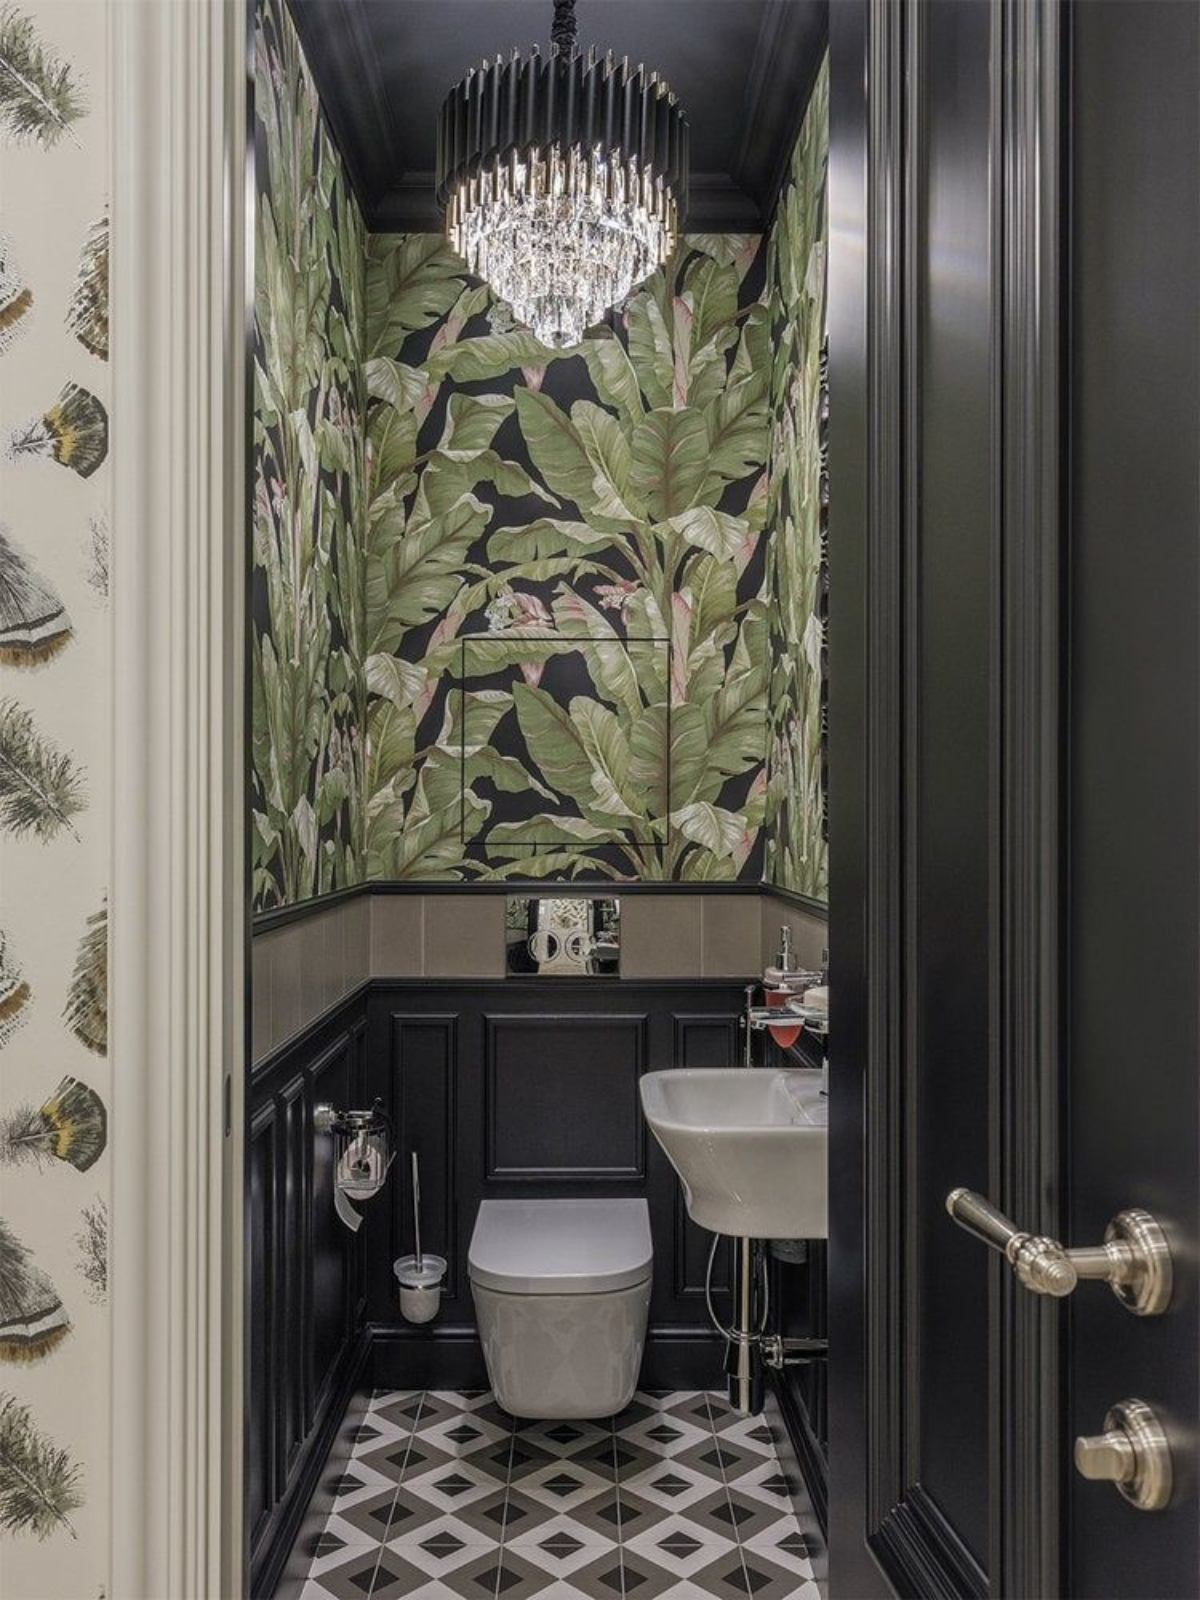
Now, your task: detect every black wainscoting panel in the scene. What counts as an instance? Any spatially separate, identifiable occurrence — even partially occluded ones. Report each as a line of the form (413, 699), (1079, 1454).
(364, 980), (752, 1349)
(248, 995), (368, 1599)
(279, 1072), (308, 1483)
(389, 1013), (459, 1298)
(672, 1012), (741, 1070)
(308, 1034), (356, 1415)
(248, 975), (833, 1591)
(247, 1098), (278, 1560)
(485, 1013), (648, 1180)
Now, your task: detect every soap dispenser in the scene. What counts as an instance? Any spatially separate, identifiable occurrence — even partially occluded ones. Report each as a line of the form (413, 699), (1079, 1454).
(763, 926), (796, 991)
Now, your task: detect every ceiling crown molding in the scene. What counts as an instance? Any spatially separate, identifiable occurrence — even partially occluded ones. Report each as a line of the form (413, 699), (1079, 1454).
(286, 0), (828, 234)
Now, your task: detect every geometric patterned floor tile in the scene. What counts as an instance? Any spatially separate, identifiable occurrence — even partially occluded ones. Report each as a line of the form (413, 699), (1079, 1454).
(713, 1413), (783, 1462)
(601, 1487), (669, 1547)
(506, 1510), (620, 1580)
(661, 1394), (723, 1436)
(418, 1407), (513, 1460)
(298, 1581), (342, 1600)
(735, 1548), (822, 1599)
(614, 1404), (712, 1461)
(299, 1389), (827, 1598)
(617, 1458), (718, 1513)
(520, 1456), (617, 1517)
(305, 1511), (381, 1571)
(517, 1418), (612, 1460)
(689, 1485), (788, 1545)
(328, 1456), (404, 1515)
(680, 1549), (756, 1598)
(741, 1521), (817, 1581)
(731, 1458), (805, 1513)
(674, 1435), (760, 1488)
(621, 1510), (739, 1581)
(537, 1548), (626, 1598)
(339, 1490), (407, 1546)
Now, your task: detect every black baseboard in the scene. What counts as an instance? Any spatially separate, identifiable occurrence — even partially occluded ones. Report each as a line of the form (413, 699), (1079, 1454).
(640, 1326), (726, 1389)
(769, 1369), (829, 1535)
(254, 1327), (372, 1600)
(370, 1323), (490, 1389)
(369, 1322), (726, 1394)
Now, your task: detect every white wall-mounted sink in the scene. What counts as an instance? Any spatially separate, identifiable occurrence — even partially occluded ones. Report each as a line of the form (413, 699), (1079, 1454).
(639, 1067), (827, 1239)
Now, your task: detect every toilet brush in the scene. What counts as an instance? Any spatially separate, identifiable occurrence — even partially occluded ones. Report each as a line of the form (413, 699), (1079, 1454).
(412, 1152), (423, 1272)
(393, 1151), (445, 1324)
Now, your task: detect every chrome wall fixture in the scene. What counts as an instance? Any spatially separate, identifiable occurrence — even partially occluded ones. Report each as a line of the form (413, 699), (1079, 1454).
(945, 1188), (1173, 1316)
(505, 895), (620, 976)
(315, 1100), (394, 1232)
(435, 0), (689, 347)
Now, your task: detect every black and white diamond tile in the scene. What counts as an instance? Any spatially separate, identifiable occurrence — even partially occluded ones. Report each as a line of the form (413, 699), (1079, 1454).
(299, 1391), (825, 1599)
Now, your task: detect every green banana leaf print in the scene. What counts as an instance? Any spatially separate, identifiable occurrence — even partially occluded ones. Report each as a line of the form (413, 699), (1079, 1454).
(250, 0), (828, 903)
(251, 0), (367, 910)
(363, 233), (773, 881)
(763, 53), (829, 901)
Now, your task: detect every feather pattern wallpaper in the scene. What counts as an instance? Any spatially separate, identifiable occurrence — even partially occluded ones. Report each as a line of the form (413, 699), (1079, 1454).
(251, 0), (367, 911)
(764, 55), (830, 901)
(0, 2), (111, 1593)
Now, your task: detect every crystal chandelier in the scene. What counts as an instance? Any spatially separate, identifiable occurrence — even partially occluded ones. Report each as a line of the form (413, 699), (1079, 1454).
(436, 0), (689, 348)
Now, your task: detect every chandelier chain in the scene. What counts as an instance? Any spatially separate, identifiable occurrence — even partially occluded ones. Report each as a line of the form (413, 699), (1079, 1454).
(550, 0), (578, 55)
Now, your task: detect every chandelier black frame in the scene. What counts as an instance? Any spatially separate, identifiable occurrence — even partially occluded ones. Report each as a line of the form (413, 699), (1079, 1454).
(435, 0), (689, 342)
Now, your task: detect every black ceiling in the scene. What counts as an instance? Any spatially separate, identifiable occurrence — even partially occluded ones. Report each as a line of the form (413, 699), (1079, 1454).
(286, 0), (828, 233)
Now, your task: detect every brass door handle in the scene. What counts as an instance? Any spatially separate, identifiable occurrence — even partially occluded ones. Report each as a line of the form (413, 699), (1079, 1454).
(945, 1188), (1172, 1315)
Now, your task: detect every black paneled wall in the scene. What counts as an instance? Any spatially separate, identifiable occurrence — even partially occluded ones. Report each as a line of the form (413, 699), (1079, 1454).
(360, 981), (745, 1383)
(248, 996), (370, 1596)
(248, 962), (830, 1591)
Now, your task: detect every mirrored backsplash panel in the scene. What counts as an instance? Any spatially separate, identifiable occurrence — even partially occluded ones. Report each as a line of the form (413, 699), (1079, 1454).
(505, 895), (621, 977)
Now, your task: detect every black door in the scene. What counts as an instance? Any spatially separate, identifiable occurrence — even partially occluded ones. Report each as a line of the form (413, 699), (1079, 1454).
(1066, 3), (1199, 1594)
(827, 2), (1199, 1596)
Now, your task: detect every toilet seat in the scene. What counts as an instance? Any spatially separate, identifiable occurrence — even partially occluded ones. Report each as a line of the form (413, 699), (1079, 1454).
(468, 1197), (652, 1295)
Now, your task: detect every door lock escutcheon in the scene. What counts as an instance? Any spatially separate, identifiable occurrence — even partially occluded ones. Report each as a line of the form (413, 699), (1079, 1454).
(1075, 1398), (1173, 1511)
(945, 1188), (1172, 1315)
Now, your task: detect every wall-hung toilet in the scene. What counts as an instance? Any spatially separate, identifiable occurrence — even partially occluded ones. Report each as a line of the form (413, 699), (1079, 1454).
(468, 1197), (652, 1419)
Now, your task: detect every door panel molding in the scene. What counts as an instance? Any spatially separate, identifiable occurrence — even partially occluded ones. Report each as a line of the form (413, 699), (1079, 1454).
(837, 2), (1065, 1594)
(991, 2), (1064, 1595)
(874, 1484), (987, 1600)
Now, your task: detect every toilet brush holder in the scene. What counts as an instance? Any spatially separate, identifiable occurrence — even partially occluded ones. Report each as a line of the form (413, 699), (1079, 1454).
(394, 1254), (446, 1324)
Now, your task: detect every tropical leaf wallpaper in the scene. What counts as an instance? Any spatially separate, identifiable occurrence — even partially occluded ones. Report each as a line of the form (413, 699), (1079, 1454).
(362, 232), (772, 881)
(0, 3), (112, 1591)
(251, 4), (829, 904)
(763, 54), (830, 901)
(251, 0), (367, 910)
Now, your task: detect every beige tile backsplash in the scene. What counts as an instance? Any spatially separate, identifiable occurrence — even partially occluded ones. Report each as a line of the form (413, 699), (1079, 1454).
(619, 895), (706, 977)
(252, 897), (372, 1063)
(760, 892), (827, 974)
(424, 894), (506, 977)
(252, 889), (829, 1064)
(370, 894), (423, 977)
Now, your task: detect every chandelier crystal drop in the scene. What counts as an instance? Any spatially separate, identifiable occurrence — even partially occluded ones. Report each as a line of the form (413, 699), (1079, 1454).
(436, 1), (689, 348)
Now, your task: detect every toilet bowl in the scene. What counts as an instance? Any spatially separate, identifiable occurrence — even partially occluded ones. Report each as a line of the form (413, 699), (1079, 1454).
(468, 1197), (652, 1419)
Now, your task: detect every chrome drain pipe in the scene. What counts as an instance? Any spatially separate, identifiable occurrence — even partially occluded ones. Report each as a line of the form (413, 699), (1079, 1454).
(724, 1237), (766, 1414)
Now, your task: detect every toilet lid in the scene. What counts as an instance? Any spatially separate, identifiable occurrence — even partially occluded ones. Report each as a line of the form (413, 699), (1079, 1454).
(468, 1198), (653, 1295)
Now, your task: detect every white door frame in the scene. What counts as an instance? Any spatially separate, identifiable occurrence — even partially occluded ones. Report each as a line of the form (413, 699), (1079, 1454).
(108, 2), (247, 1594)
